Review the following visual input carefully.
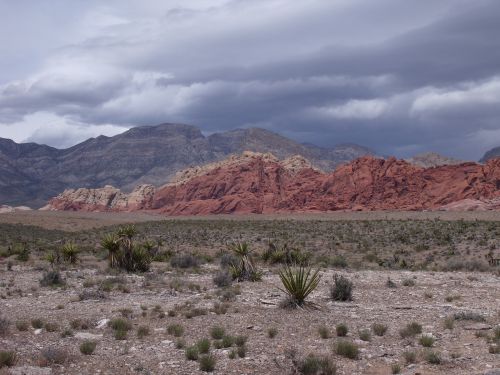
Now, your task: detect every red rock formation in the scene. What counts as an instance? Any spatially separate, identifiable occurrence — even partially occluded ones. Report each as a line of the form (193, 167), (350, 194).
(43, 153), (500, 214)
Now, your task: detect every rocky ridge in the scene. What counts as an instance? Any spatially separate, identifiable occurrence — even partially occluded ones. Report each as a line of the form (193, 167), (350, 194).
(44, 153), (500, 214)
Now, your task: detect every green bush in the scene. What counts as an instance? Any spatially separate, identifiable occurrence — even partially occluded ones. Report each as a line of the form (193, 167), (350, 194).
(210, 326), (225, 340)
(336, 324), (348, 337)
(399, 322), (422, 338)
(330, 275), (353, 301)
(185, 346), (199, 361)
(371, 323), (387, 336)
(335, 340), (359, 359)
(79, 340), (96, 355)
(167, 323), (184, 337)
(197, 338), (211, 354)
(0, 351), (17, 368)
(199, 354), (216, 372)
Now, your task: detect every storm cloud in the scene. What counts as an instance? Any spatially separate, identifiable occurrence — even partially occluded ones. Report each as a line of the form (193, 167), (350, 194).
(1, 0), (500, 159)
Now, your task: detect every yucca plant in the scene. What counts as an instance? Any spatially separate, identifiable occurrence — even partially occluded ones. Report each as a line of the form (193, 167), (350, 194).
(61, 243), (79, 264)
(278, 265), (321, 308)
(228, 242), (261, 282)
(101, 234), (120, 268)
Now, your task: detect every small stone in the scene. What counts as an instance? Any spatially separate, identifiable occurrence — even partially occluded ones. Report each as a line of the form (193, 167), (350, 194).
(96, 318), (110, 329)
(34, 329), (42, 335)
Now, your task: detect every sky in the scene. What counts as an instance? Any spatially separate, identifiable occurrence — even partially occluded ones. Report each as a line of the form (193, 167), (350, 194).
(1, 0), (500, 160)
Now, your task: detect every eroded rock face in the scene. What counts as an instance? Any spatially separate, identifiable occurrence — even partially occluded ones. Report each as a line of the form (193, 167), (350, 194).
(43, 153), (500, 214)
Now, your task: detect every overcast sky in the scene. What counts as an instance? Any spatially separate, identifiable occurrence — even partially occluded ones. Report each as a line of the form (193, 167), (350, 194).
(1, 0), (500, 160)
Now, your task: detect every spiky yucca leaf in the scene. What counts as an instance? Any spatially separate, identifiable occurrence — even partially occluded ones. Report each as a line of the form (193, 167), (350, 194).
(278, 265), (321, 308)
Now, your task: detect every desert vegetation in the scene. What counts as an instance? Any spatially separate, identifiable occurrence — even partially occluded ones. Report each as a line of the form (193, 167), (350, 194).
(0, 213), (499, 374)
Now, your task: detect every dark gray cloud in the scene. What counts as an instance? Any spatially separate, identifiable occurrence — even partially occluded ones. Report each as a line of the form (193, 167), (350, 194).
(1, 0), (500, 160)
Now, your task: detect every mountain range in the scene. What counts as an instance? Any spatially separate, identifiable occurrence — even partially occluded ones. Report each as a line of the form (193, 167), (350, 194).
(44, 152), (500, 214)
(0, 123), (375, 207)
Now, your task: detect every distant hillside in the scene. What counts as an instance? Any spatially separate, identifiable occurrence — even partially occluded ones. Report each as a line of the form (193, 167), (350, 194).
(405, 152), (464, 168)
(480, 147), (500, 163)
(0, 123), (375, 207)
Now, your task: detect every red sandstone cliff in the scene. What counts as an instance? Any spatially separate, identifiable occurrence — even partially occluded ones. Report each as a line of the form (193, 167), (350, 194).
(42, 152), (500, 214)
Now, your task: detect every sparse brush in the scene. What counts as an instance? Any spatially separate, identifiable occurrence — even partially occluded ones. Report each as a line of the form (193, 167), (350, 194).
(237, 345), (247, 358)
(391, 363), (401, 374)
(371, 323), (387, 336)
(278, 265), (321, 308)
(79, 340), (96, 355)
(403, 350), (416, 364)
(221, 335), (234, 348)
(330, 275), (353, 302)
(335, 340), (359, 359)
(359, 329), (371, 342)
(137, 325), (150, 338)
(45, 322), (59, 332)
(399, 322), (422, 338)
(197, 338), (211, 354)
(199, 354), (216, 372)
(40, 270), (65, 287)
(453, 311), (486, 322)
(170, 254), (200, 269)
(213, 269), (232, 287)
(386, 278), (397, 288)
(268, 327), (278, 338)
(0, 351), (17, 368)
(425, 350), (441, 364)
(296, 354), (337, 375)
(40, 347), (68, 365)
(0, 316), (10, 336)
(114, 329), (127, 340)
(402, 278), (416, 287)
(419, 334), (435, 347)
(16, 320), (29, 332)
(185, 346), (199, 361)
(210, 325), (225, 340)
(336, 324), (348, 337)
(229, 242), (261, 282)
(318, 326), (330, 339)
(31, 318), (44, 329)
(109, 318), (131, 332)
(167, 323), (184, 337)
(235, 335), (247, 347)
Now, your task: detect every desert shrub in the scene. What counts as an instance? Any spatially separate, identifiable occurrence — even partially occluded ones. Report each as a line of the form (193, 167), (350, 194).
(237, 345), (247, 358)
(443, 259), (488, 272)
(391, 363), (401, 374)
(0, 351), (17, 368)
(185, 346), (199, 360)
(359, 329), (371, 342)
(213, 269), (232, 287)
(443, 317), (454, 330)
(211, 302), (229, 315)
(278, 265), (321, 308)
(199, 354), (216, 372)
(137, 325), (150, 338)
(453, 311), (486, 322)
(425, 350), (441, 364)
(221, 335), (234, 348)
(229, 242), (261, 281)
(219, 252), (239, 268)
(262, 241), (312, 266)
(210, 326), (225, 340)
(61, 329), (74, 338)
(268, 327), (278, 338)
(78, 290), (107, 301)
(335, 340), (359, 359)
(399, 322), (422, 338)
(336, 324), (348, 337)
(402, 278), (416, 287)
(489, 345), (500, 354)
(318, 326), (330, 339)
(197, 338), (211, 354)
(114, 329), (127, 340)
(31, 318), (45, 329)
(386, 278), (397, 288)
(40, 270), (65, 287)
(109, 318), (131, 332)
(79, 340), (96, 355)
(45, 322), (59, 332)
(235, 335), (247, 347)
(16, 320), (29, 332)
(167, 323), (184, 337)
(170, 254), (200, 269)
(296, 354), (336, 375)
(403, 350), (416, 364)
(419, 334), (435, 347)
(0, 316), (10, 336)
(371, 323), (387, 336)
(184, 307), (207, 319)
(41, 347), (68, 365)
(330, 275), (353, 301)
(175, 339), (186, 349)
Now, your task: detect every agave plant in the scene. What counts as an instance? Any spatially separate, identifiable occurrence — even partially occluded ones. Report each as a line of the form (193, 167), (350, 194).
(278, 265), (321, 308)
